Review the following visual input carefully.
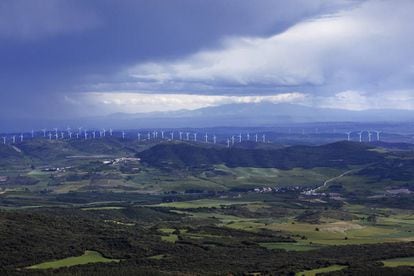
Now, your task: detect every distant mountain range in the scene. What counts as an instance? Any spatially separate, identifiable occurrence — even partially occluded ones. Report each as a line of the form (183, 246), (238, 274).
(2, 103), (414, 131)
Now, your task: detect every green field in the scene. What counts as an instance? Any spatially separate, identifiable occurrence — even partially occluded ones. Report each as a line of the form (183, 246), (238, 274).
(296, 265), (347, 276)
(382, 256), (414, 267)
(27, 250), (120, 269)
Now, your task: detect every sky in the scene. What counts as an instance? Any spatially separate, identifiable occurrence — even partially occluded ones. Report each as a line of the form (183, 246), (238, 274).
(1, 0), (414, 119)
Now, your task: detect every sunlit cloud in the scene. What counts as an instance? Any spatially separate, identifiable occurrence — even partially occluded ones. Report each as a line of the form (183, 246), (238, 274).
(68, 92), (307, 115)
(119, 0), (414, 100)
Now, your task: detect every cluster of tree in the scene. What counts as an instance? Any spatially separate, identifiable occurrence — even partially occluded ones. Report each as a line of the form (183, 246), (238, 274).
(1, 207), (413, 275)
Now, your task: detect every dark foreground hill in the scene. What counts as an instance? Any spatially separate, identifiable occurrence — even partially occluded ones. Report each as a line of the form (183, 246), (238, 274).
(137, 141), (383, 169)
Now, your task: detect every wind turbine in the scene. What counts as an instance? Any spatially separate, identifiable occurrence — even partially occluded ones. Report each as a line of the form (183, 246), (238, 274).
(147, 132), (151, 140)
(42, 129), (46, 137)
(186, 132), (190, 141)
(346, 132), (352, 141)
(12, 136), (16, 144)
(55, 132), (59, 140)
(102, 128), (106, 137)
(227, 138), (230, 148)
(246, 133), (250, 141)
(179, 131), (183, 140)
(204, 133), (208, 143)
(374, 130), (381, 141)
(31, 130), (34, 138)
(61, 132), (64, 139)
(262, 134), (266, 143)
(109, 128), (113, 136)
(76, 132), (79, 139)
(238, 134), (242, 143)
(20, 134), (23, 142)
(170, 132), (174, 140)
(193, 133), (197, 142)
(137, 132), (141, 141)
(255, 134), (258, 143)
(84, 131), (88, 140)
(122, 131), (125, 139)
(48, 132), (52, 140)
(231, 135), (235, 145)
(92, 131), (96, 139)
(2, 137), (6, 144)
(358, 131), (363, 143)
(213, 135), (217, 144)
(368, 131), (372, 142)
(161, 130), (164, 139)
(68, 131), (72, 139)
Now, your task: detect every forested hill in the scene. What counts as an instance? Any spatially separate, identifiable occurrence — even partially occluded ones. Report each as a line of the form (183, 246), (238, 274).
(137, 141), (383, 169)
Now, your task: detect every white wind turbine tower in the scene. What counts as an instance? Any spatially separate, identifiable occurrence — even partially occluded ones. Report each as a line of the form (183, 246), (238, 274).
(262, 134), (266, 143)
(246, 133), (250, 141)
(68, 131), (72, 139)
(227, 138), (230, 148)
(346, 132), (352, 141)
(12, 135), (16, 144)
(153, 131), (157, 139)
(255, 134), (258, 143)
(204, 133), (208, 143)
(48, 132), (52, 140)
(368, 131), (372, 142)
(76, 132), (79, 139)
(55, 132), (59, 140)
(92, 131), (96, 139)
(374, 130), (381, 141)
(84, 131), (88, 140)
(31, 130), (34, 138)
(61, 132), (64, 139)
(20, 134), (24, 142)
(147, 132), (151, 140)
(179, 131), (183, 140)
(2, 136), (6, 145)
(122, 131), (125, 139)
(193, 133), (197, 142)
(231, 135), (235, 145)
(109, 128), (113, 136)
(358, 131), (363, 143)
(170, 132), (174, 140)
(186, 132), (190, 141)
(42, 129), (46, 137)
(213, 135), (217, 144)
(137, 132), (141, 141)
(161, 130), (164, 139)
(102, 128), (106, 137)
(238, 133), (242, 143)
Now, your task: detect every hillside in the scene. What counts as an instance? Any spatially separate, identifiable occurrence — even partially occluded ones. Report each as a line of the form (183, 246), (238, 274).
(137, 141), (383, 169)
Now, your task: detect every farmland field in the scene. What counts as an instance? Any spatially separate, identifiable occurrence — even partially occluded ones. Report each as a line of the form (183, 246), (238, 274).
(27, 251), (120, 269)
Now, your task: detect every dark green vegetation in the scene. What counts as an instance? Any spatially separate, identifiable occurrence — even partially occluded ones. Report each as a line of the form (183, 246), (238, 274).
(137, 141), (382, 169)
(0, 138), (413, 275)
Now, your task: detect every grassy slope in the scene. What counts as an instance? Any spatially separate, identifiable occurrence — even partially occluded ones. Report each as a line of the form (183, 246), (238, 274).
(27, 250), (120, 269)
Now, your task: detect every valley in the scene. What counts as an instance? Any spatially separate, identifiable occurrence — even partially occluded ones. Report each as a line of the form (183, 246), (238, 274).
(0, 137), (413, 275)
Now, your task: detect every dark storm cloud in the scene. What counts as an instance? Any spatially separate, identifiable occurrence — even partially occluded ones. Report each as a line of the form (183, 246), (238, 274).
(0, 0), (352, 118)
